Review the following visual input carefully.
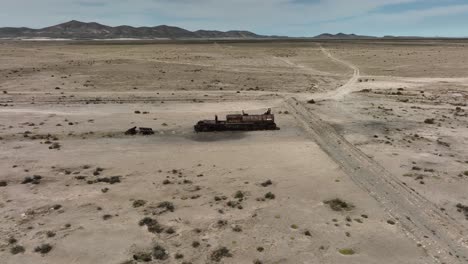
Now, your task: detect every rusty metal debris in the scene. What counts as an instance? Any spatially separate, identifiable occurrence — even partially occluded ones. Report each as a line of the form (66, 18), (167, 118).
(125, 127), (154, 135)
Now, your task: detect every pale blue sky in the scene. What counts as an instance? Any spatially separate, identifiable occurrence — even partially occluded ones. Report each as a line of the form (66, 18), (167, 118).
(0, 0), (467, 37)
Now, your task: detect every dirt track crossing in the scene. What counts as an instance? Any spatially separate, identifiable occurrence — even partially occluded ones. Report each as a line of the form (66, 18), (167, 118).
(285, 97), (468, 263)
(283, 44), (468, 263)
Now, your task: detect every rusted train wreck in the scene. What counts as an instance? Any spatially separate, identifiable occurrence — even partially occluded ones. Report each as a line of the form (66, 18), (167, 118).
(194, 109), (278, 132)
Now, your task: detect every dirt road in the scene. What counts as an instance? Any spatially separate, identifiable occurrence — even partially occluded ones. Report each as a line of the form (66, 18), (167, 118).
(318, 45), (361, 99)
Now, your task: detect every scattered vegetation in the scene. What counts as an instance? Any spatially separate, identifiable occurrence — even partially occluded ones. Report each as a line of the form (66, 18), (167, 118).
(158, 201), (175, 213)
(34, 243), (53, 254)
(21, 175), (42, 184)
(93, 167), (104, 176)
(49, 142), (61, 150)
(338, 248), (355, 255)
(210, 247), (232, 262)
(165, 227), (175, 234)
(133, 200), (147, 208)
(232, 225), (243, 232)
(264, 192), (275, 200)
(226, 200), (242, 209)
(234, 191), (244, 199)
(424, 118), (435, 124)
(8, 237), (17, 244)
(10, 245), (25, 255)
(192, 241), (200, 248)
(102, 214), (113, 220)
(133, 252), (152, 262)
(217, 219), (228, 227)
(139, 217), (164, 234)
(456, 203), (468, 219)
(98, 176), (121, 184)
(260, 180), (272, 187)
(152, 244), (169, 260)
(162, 179), (172, 185)
(324, 198), (354, 211)
(214, 195), (227, 201)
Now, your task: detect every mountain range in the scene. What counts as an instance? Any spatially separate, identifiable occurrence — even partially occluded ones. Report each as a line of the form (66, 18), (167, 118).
(314, 33), (375, 39)
(0, 20), (267, 39)
(0, 20), (378, 40)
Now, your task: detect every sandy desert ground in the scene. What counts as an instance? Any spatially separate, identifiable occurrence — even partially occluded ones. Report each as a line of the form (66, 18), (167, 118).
(0, 39), (467, 264)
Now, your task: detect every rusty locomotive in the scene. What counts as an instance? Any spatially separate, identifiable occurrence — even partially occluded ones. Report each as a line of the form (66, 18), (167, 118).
(194, 109), (278, 132)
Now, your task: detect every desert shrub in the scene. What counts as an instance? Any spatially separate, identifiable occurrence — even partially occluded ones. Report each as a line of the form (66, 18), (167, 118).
(264, 192), (275, 200)
(139, 217), (164, 234)
(34, 243), (53, 254)
(323, 199), (354, 211)
(158, 201), (175, 212)
(192, 241), (200, 248)
(49, 142), (61, 149)
(133, 252), (152, 262)
(165, 227), (175, 234)
(8, 237), (17, 244)
(152, 244), (168, 260)
(22, 175), (42, 184)
(102, 214), (113, 220)
(338, 248), (355, 255)
(210, 247), (232, 262)
(232, 225), (242, 232)
(234, 191), (244, 199)
(10, 245), (25, 254)
(424, 118), (435, 124)
(163, 179), (172, 185)
(260, 180), (272, 187)
(133, 200), (147, 208)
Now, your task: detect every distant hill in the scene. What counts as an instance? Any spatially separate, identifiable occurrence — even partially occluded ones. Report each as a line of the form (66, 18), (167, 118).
(314, 33), (375, 39)
(0, 20), (269, 39)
